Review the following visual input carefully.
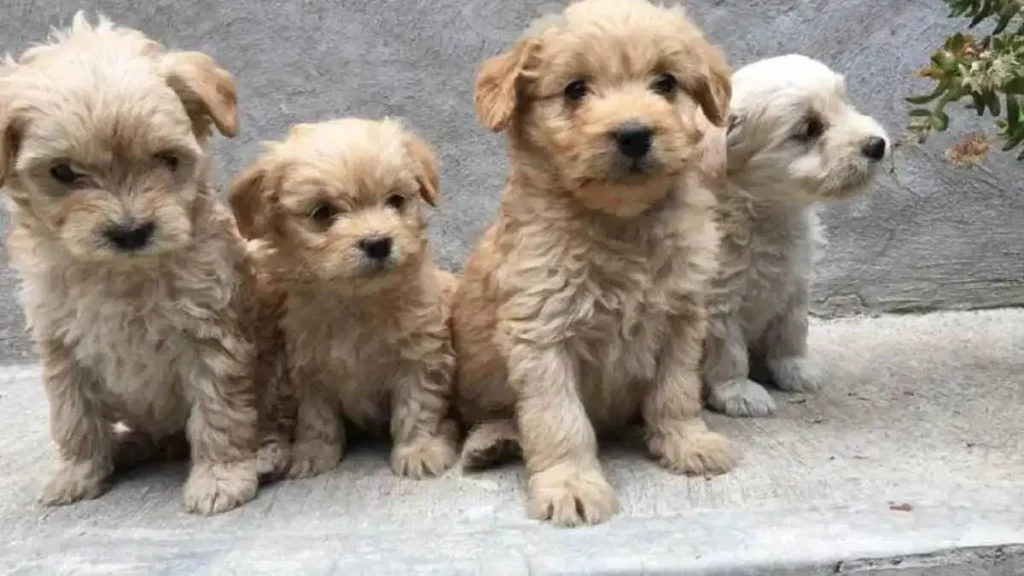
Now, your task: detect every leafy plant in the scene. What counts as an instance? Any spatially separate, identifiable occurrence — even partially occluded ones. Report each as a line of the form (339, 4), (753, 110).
(907, 0), (1024, 165)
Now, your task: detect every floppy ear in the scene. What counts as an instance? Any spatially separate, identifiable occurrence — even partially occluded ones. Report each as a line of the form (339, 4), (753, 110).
(697, 117), (728, 186)
(161, 51), (239, 140)
(473, 37), (541, 132)
(0, 103), (16, 188)
(691, 47), (732, 128)
(403, 130), (440, 206)
(228, 164), (271, 239)
(723, 111), (755, 171)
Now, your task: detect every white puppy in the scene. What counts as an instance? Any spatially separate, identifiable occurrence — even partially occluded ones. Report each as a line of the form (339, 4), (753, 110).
(703, 54), (889, 417)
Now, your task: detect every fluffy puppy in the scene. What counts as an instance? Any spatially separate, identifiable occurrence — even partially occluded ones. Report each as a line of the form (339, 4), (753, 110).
(228, 118), (459, 481)
(452, 0), (737, 528)
(703, 54), (890, 417)
(0, 14), (261, 514)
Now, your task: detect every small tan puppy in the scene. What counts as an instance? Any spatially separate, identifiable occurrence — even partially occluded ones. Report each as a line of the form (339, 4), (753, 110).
(229, 118), (459, 481)
(704, 55), (890, 417)
(452, 0), (737, 527)
(0, 14), (260, 514)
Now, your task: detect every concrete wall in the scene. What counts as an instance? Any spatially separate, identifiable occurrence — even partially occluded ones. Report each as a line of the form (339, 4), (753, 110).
(0, 0), (1021, 362)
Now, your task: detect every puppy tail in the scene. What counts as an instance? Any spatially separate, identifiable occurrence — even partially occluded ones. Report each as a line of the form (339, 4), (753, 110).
(460, 419), (521, 471)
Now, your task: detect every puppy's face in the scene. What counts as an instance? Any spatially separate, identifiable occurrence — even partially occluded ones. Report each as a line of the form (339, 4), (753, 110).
(473, 0), (731, 218)
(0, 14), (238, 263)
(726, 54), (889, 202)
(229, 119), (440, 292)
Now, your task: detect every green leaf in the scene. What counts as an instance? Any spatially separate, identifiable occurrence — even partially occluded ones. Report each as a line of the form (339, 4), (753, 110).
(969, 92), (988, 114)
(932, 110), (950, 131)
(969, 0), (995, 27)
(993, 10), (1015, 34)
(1004, 77), (1024, 94)
(907, 88), (947, 105)
(909, 108), (934, 117)
(986, 90), (1002, 115)
(1007, 94), (1020, 132)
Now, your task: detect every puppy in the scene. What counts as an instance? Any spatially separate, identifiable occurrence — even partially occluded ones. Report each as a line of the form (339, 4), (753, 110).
(0, 14), (261, 514)
(452, 0), (737, 528)
(703, 54), (890, 417)
(228, 118), (459, 481)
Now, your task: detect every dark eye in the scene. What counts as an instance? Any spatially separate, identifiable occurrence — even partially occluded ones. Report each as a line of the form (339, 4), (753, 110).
(156, 153), (179, 172)
(651, 73), (678, 97)
(564, 79), (588, 102)
(309, 202), (337, 225)
(798, 118), (825, 142)
(385, 194), (405, 210)
(49, 163), (80, 184)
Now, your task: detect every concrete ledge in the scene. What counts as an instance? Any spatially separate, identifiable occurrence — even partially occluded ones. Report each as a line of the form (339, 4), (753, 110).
(1, 310), (1022, 574)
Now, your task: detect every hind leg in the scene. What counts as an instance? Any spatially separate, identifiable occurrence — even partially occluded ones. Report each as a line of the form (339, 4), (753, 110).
(704, 315), (777, 417)
(760, 287), (822, 393)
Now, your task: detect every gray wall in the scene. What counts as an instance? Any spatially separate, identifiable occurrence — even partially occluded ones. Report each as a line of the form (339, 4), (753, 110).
(0, 0), (1021, 362)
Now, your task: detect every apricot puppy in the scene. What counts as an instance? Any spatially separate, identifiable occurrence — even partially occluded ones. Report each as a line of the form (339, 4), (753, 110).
(704, 55), (890, 417)
(0, 14), (260, 514)
(453, 0), (737, 528)
(229, 118), (458, 481)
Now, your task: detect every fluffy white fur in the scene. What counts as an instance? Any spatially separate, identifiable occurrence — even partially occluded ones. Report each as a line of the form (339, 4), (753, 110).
(703, 54), (889, 417)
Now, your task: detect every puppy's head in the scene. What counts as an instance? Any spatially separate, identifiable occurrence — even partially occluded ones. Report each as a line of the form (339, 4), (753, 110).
(0, 13), (238, 263)
(726, 54), (889, 202)
(228, 118), (439, 292)
(473, 0), (730, 218)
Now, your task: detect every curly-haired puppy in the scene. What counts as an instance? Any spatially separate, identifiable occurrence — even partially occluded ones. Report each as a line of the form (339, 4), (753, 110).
(228, 118), (459, 481)
(703, 54), (890, 418)
(0, 14), (262, 514)
(452, 0), (737, 528)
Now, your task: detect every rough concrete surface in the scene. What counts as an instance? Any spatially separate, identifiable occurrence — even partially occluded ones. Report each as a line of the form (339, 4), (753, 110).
(1, 310), (1023, 574)
(0, 0), (1022, 362)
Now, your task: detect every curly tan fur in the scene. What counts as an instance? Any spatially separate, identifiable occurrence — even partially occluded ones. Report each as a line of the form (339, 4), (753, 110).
(452, 0), (738, 528)
(228, 118), (458, 481)
(0, 13), (263, 514)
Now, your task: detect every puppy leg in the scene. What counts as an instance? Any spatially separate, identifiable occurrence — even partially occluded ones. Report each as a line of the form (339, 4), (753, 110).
(256, 352), (295, 481)
(287, 374), (343, 479)
(645, 312), (738, 477)
(514, 346), (618, 528)
(761, 287), (821, 393)
(182, 336), (259, 515)
(704, 315), (777, 417)
(37, 340), (115, 506)
(390, 360), (458, 479)
(461, 419), (521, 471)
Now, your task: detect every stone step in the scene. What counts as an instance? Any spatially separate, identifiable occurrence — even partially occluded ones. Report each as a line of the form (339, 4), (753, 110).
(1, 310), (1021, 574)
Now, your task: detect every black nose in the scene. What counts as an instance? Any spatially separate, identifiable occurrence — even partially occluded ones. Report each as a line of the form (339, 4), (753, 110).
(862, 136), (887, 161)
(359, 236), (393, 260)
(612, 122), (653, 160)
(104, 221), (155, 251)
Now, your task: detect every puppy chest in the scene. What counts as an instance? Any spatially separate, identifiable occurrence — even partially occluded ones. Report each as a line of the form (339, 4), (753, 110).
(733, 220), (815, 332)
(567, 306), (667, 423)
(70, 309), (192, 428)
(298, 328), (400, 432)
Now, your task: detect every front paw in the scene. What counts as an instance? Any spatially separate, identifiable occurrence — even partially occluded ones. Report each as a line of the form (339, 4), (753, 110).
(286, 439), (342, 479)
(183, 460), (258, 515)
(38, 459), (112, 506)
(391, 433), (458, 479)
(650, 429), (738, 477)
(256, 437), (291, 481)
(707, 378), (777, 417)
(768, 356), (821, 392)
(527, 463), (620, 528)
